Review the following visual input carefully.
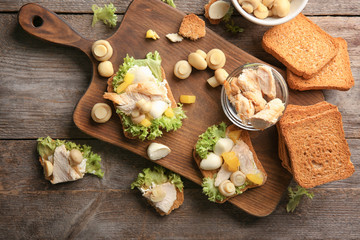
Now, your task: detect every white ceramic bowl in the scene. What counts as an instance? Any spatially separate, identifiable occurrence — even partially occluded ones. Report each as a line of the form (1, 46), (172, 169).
(221, 63), (289, 131)
(231, 0), (308, 26)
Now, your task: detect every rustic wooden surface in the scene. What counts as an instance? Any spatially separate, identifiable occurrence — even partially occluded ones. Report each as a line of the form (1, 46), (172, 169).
(0, 0), (359, 239)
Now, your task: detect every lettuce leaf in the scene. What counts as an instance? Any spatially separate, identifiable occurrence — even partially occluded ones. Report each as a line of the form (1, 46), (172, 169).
(131, 166), (183, 191)
(37, 137), (104, 178)
(92, 3), (118, 28)
(117, 103), (186, 141)
(195, 122), (227, 159)
(161, 0), (176, 8)
(287, 185), (314, 212)
(202, 174), (247, 202)
(112, 51), (162, 92)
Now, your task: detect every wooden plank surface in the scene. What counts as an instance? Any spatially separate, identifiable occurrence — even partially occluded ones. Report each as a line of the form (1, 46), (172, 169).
(0, 0), (359, 238)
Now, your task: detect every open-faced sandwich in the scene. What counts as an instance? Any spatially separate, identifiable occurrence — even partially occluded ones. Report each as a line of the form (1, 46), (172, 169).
(37, 137), (104, 184)
(193, 123), (267, 203)
(104, 51), (186, 140)
(131, 166), (184, 216)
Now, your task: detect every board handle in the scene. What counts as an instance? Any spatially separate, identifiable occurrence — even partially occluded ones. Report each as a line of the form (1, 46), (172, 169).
(18, 3), (92, 55)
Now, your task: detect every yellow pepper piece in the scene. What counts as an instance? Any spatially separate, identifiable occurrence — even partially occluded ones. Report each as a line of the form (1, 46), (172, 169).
(227, 130), (242, 143)
(116, 73), (134, 93)
(180, 95), (196, 104)
(221, 151), (240, 172)
(246, 173), (264, 185)
(140, 118), (152, 127)
(146, 29), (160, 40)
(164, 108), (174, 118)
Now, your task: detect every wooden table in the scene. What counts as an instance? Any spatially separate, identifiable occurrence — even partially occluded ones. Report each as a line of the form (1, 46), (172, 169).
(0, 0), (359, 239)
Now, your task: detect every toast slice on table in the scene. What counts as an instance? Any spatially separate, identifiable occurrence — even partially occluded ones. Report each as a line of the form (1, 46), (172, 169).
(287, 38), (354, 91)
(178, 13), (206, 40)
(262, 13), (338, 79)
(104, 52), (186, 141)
(193, 123), (267, 203)
(280, 105), (354, 188)
(277, 102), (338, 172)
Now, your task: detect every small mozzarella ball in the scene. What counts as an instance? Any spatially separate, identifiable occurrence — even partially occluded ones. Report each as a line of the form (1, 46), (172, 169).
(98, 61), (114, 77)
(200, 153), (223, 170)
(214, 138), (234, 156)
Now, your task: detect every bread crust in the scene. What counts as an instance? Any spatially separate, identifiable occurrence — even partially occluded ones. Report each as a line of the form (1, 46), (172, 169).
(262, 13), (338, 79)
(178, 14), (206, 40)
(193, 124), (267, 203)
(106, 66), (177, 140)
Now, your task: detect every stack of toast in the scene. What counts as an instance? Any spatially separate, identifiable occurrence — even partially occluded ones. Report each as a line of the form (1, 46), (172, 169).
(277, 101), (354, 188)
(262, 13), (354, 91)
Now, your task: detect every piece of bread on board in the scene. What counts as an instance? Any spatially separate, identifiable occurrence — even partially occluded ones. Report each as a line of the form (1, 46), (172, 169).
(193, 124), (267, 203)
(287, 38), (354, 91)
(106, 67), (177, 140)
(262, 13), (338, 79)
(281, 107), (354, 188)
(146, 188), (184, 216)
(204, 0), (222, 24)
(277, 102), (338, 172)
(178, 14), (206, 40)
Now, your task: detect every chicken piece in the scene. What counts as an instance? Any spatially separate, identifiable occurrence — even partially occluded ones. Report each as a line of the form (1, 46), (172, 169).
(234, 93), (255, 122)
(103, 92), (150, 115)
(230, 78), (241, 95)
(125, 80), (167, 97)
(143, 182), (177, 214)
(51, 145), (86, 184)
(250, 98), (285, 130)
(214, 164), (233, 187)
(256, 65), (276, 100)
(231, 140), (258, 175)
(236, 71), (267, 112)
(224, 80), (236, 103)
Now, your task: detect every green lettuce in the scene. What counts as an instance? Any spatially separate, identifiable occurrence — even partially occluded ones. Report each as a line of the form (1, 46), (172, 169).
(287, 185), (314, 212)
(161, 0), (176, 8)
(195, 122), (227, 159)
(37, 137), (104, 178)
(92, 3), (118, 28)
(202, 174), (247, 202)
(112, 51), (162, 92)
(131, 166), (183, 192)
(117, 103), (186, 141)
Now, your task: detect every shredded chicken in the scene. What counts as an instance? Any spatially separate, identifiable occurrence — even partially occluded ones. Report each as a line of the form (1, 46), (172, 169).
(256, 66), (276, 100)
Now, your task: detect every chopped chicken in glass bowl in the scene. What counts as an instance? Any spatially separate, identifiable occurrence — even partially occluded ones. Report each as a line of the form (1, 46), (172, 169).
(221, 63), (288, 131)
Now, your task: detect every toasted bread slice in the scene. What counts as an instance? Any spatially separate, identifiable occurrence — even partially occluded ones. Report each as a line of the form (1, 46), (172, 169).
(281, 108), (353, 188)
(106, 67), (177, 140)
(193, 124), (267, 203)
(287, 38), (354, 91)
(146, 188), (184, 216)
(277, 102), (338, 172)
(204, 0), (222, 24)
(178, 14), (206, 40)
(262, 13), (338, 79)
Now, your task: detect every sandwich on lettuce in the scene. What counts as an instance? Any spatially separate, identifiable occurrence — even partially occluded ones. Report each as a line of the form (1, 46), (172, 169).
(193, 123), (267, 203)
(37, 136), (104, 184)
(104, 51), (186, 140)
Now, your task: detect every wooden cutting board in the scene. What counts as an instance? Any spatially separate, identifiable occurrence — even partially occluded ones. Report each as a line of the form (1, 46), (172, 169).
(18, 0), (324, 216)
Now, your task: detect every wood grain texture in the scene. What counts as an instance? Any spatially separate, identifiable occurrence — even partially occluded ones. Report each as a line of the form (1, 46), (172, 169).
(0, 139), (359, 239)
(1, 0), (360, 15)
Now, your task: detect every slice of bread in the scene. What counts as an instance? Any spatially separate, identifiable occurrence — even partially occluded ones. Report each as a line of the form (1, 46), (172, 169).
(146, 188), (184, 216)
(277, 102), (338, 172)
(287, 38), (354, 91)
(281, 107), (354, 188)
(193, 124), (267, 203)
(178, 14), (206, 40)
(262, 13), (338, 79)
(106, 67), (177, 140)
(204, 0), (222, 24)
